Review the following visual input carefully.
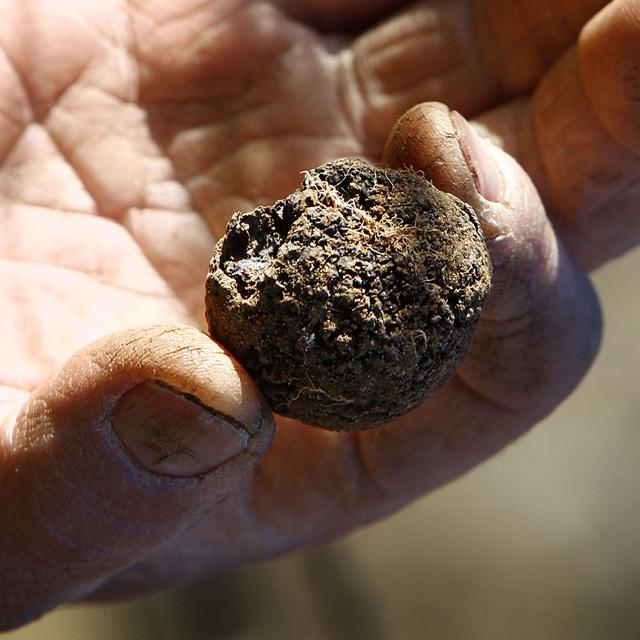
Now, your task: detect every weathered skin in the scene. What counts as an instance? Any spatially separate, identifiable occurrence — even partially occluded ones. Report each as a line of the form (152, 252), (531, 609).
(4, 0), (635, 628)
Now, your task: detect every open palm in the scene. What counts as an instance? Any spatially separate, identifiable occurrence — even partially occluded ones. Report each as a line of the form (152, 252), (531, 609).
(1, 0), (636, 627)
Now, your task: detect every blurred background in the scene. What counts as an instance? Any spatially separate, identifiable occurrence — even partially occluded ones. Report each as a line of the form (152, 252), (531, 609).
(6, 248), (640, 640)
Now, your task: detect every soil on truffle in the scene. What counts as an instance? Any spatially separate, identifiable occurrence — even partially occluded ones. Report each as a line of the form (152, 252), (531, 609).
(205, 159), (491, 430)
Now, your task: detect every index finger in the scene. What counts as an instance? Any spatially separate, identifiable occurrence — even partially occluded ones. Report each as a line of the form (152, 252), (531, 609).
(341, 0), (609, 152)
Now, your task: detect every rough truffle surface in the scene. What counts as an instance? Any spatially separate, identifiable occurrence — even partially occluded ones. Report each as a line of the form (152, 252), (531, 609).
(205, 159), (491, 430)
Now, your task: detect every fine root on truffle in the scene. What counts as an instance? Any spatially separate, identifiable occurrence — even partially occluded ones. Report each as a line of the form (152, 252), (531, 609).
(205, 159), (492, 430)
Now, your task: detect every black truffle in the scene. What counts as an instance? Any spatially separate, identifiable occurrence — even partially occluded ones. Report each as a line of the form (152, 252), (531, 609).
(205, 159), (491, 430)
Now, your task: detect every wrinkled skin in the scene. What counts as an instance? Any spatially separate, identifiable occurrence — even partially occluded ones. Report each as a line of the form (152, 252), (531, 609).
(0, 0), (638, 628)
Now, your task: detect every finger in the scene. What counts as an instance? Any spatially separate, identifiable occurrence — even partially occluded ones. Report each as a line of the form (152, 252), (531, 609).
(390, 105), (598, 397)
(0, 325), (273, 630)
(473, 0), (640, 270)
(369, 102), (601, 508)
(342, 0), (608, 152)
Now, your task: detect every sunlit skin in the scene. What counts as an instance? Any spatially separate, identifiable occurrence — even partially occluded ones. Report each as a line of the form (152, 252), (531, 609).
(0, 0), (638, 628)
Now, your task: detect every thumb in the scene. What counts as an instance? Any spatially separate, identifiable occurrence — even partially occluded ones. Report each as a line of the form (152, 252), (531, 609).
(0, 324), (273, 629)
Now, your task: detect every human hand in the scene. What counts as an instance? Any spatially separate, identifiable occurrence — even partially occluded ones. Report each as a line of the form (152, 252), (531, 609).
(1, 0), (632, 628)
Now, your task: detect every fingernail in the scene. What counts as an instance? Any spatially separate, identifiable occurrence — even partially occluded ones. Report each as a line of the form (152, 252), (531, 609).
(450, 110), (503, 202)
(111, 381), (249, 477)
